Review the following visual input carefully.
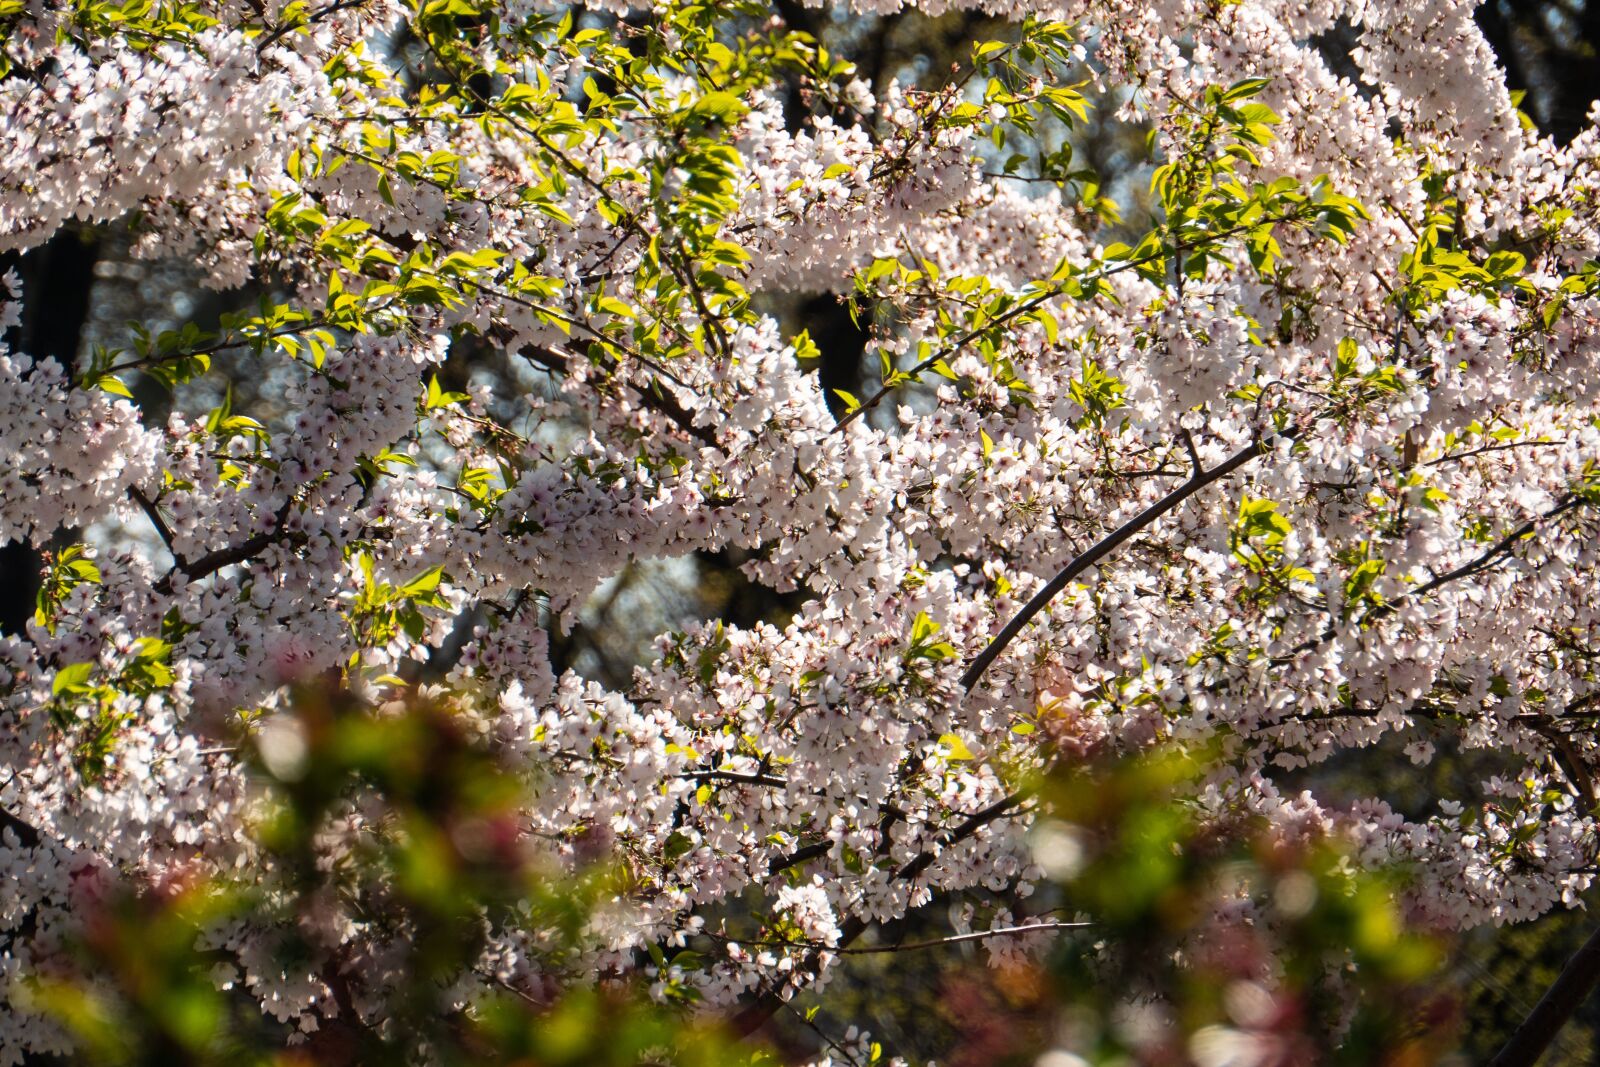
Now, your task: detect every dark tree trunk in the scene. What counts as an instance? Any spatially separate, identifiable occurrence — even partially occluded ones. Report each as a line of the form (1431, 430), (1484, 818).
(0, 225), (102, 638)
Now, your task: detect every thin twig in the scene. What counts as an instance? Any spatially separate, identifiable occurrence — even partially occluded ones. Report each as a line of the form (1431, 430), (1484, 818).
(1424, 439), (1565, 467)
(705, 919), (1092, 957)
(731, 790), (1027, 1036)
(676, 769), (788, 789)
(833, 214), (1306, 433)
(255, 0), (370, 53)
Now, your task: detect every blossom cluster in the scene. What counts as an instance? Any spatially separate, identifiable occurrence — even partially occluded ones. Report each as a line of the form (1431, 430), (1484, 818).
(2, 0), (1600, 1060)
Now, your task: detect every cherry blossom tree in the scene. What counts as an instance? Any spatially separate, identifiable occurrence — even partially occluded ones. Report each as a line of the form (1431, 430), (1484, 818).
(4, 0), (1600, 1061)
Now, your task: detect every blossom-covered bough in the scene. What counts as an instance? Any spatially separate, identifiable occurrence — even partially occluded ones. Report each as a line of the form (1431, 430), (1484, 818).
(3, 0), (1600, 1059)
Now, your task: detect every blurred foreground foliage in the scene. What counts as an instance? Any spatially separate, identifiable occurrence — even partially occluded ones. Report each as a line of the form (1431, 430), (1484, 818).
(26, 691), (1466, 1066)
(1021, 749), (1458, 1066)
(801, 748), (1464, 1067)
(26, 684), (756, 1067)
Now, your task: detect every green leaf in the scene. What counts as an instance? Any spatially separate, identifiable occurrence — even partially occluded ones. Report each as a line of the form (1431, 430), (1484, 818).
(1236, 497), (1292, 544)
(1345, 558), (1385, 602)
(53, 661), (95, 697)
(1485, 250), (1527, 280)
(939, 733), (976, 761)
(1335, 337), (1360, 379)
(860, 257), (899, 286)
(1223, 78), (1271, 102)
(424, 375), (470, 411)
(1035, 308), (1059, 346)
(131, 637), (171, 661)
(687, 91), (747, 123)
(400, 565), (444, 598)
(792, 330), (820, 363)
(93, 374), (134, 398)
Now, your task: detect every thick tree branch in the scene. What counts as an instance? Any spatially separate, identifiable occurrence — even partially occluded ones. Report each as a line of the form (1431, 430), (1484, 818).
(769, 839), (832, 875)
(128, 485), (184, 569)
(831, 918), (1092, 954)
(152, 498), (299, 596)
(1489, 923), (1600, 1067)
(677, 768), (789, 789)
(1406, 495), (1582, 602)
(1277, 492), (1589, 662)
(961, 431), (1288, 691)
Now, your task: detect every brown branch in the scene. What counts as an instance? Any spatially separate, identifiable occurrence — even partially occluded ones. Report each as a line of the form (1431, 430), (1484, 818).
(1425, 438), (1565, 467)
(1489, 923), (1600, 1067)
(676, 769), (789, 789)
(1275, 492), (1589, 664)
(960, 431), (1289, 691)
(769, 839), (831, 875)
(1524, 723), (1599, 810)
(832, 215), (1305, 434)
(1405, 495), (1581, 602)
(152, 498), (298, 596)
(128, 485), (184, 569)
(827, 918), (1093, 954)
(255, 0), (370, 53)
(100, 312), (356, 378)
